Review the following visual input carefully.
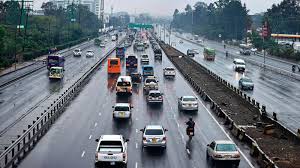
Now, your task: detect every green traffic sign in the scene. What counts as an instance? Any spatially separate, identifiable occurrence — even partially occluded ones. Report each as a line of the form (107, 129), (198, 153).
(128, 23), (153, 29)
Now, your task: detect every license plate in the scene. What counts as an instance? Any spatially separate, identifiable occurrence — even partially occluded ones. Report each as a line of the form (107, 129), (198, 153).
(119, 112), (125, 116)
(152, 138), (157, 143)
(110, 162), (115, 165)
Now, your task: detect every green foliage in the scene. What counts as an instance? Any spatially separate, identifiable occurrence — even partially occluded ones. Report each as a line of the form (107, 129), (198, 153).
(172, 0), (250, 40)
(0, 2), (100, 69)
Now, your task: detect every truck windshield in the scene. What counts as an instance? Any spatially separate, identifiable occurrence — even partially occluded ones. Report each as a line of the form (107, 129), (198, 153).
(144, 67), (153, 71)
(48, 58), (58, 64)
(99, 141), (123, 153)
(110, 60), (119, 65)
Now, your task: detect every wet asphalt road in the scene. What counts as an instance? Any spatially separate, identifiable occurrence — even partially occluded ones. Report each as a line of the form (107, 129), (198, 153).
(18, 43), (257, 168)
(167, 33), (300, 133)
(0, 39), (117, 134)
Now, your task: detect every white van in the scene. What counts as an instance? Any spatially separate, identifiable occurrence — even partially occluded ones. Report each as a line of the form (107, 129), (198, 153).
(116, 76), (132, 95)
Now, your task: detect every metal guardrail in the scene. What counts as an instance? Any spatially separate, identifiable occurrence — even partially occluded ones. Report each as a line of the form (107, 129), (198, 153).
(0, 40), (94, 88)
(158, 40), (299, 168)
(175, 34), (300, 81)
(0, 38), (124, 168)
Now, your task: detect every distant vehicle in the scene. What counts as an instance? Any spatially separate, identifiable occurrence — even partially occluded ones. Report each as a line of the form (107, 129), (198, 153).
(104, 38), (108, 42)
(163, 67), (176, 78)
(187, 49), (195, 57)
(111, 35), (117, 41)
(233, 59), (246, 72)
(147, 90), (163, 104)
(116, 76), (132, 95)
(141, 54), (149, 64)
(154, 47), (162, 60)
(240, 49), (251, 55)
(143, 76), (159, 93)
(194, 35), (199, 40)
(126, 55), (138, 69)
(94, 38), (101, 46)
(73, 48), (82, 57)
(116, 47), (126, 58)
(47, 54), (65, 70)
(135, 42), (145, 51)
(239, 77), (254, 90)
(140, 125), (167, 148)
(203, 47), (216, 61)
(142, 65), (154, 76)
(206, 140), (240, 167)
(130, 72), (142, 84)
(95, 135), (129, 167)
(86, 50), (94, 57)
(99, 42), (105, 48)
(49, 67), (64, 80)
(112, 103), (133, 119)
(107, 58), (121, 74)
(178, 96), (198, 111)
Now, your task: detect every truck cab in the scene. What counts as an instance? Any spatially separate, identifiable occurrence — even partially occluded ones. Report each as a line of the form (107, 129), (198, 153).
(49, 67), (64, 80)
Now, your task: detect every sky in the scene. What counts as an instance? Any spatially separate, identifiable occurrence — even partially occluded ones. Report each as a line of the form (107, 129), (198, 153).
(34, 0), (283, 16)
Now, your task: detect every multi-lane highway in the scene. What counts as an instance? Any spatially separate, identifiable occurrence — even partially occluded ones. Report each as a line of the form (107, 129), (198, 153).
(17, 40), (257, 168)
(0, 36), (117, 135)
(166, 32), (300, 133)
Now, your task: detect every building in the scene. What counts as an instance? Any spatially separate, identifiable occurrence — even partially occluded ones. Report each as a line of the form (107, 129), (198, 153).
(50, 0), (101, 18)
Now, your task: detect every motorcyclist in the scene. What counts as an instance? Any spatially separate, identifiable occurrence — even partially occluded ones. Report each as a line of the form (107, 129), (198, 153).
(292, 65), (296, 73)
(224, 44), (226, 49)
(225, 51), (229, 57)
(186, 117), (195, 136)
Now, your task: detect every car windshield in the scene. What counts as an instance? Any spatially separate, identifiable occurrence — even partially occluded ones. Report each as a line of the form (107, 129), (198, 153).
(99, 141), (123, 153)
(145, 129), (163, 135)
(117, 81), (131, 86)
(145, 79), (156, 83)
(115, 106), (129, 111)
(149, 92), (161, 97)
(243, 78), (252, 83)
(142, 55), (148, 58)
(236, 61), (245, 65)
(75, 49), (80, 52)
(144, 67), (153, 71)
(216, 144), (237, 152)
(87, 51), (93, 53)
(165, 68), (175, 71)
(183, 97), (196, 101)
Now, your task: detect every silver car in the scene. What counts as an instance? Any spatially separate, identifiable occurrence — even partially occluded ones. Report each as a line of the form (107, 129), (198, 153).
(112, 103), (132, 119)
(206, 140), (240, 167)
(147, 90), (163, 104)
(178, 96), (198, 111)
(239, 77), (254, 90)
(140, 125), (168, 148)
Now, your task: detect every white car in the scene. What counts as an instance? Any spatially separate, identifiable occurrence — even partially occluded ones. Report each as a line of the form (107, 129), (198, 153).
(140, 125), (168, 148)
(112, 103), (132, 119)
(73, 48), (82, 57)
(100, 43), (105, 48)
(95, 135), (129, 167)
(143, 76), (158, 93)
(206, 140), (240, 167)
(163, 67), (176, 78)
(86, 50), (94, 57)
(178, 96), (198, 111)
(147, 90), (163, 104)
(141, 54), (149, 64)
(233, 59), (245, 72)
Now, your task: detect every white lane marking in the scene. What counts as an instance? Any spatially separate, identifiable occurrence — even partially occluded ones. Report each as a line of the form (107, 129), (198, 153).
(98, 112), (101, 116)
(135, 162), (138, 168)
(136, 129), (138, 133)
(89, 135), (92, 140)
(136, 142), (138, 149)
(135, 118), (138, 121)
(190, 91), (255, 168)
(81, 151), (85, 158)
(94, 122), (98, 127)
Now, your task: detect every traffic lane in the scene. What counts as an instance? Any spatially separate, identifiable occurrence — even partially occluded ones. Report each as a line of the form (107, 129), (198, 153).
(0, 41), (116, 133)
(178, 32), (293, 71)
(18, 44), (253, 168)
(170, 34), (300, 132)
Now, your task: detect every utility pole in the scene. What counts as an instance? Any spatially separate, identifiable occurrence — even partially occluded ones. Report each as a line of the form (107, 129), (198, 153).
(169, 24), (171, 45)
(100, 0), (104, 28)
(163, 24), (165, 42)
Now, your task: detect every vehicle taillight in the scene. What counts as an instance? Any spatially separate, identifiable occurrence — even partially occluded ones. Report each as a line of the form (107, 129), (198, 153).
(233, 153), (240, 158)
(123, 153), (126, 161)
(95, 153), (98, 161)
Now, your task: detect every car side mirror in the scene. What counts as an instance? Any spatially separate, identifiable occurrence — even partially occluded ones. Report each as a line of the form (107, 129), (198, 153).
(140, 129), (144, 132)
(164, 129), (168, 132)
(95, 139), (99, 142)
(131, 105), (134, 108)
(125, 139), (129, 142)
(207, 144), (210, 147)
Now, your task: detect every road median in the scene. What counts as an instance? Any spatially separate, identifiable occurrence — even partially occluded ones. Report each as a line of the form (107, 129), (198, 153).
(158, 41), (300, 168)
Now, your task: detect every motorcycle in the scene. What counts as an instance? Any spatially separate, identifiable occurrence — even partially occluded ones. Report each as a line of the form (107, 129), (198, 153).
(186, 127), (195, 140)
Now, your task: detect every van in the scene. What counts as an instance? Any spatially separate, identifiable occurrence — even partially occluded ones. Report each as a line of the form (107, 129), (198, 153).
(142, 65), (154, 76)
(116, 76), (132, 95)
(108, 58), (121, 74)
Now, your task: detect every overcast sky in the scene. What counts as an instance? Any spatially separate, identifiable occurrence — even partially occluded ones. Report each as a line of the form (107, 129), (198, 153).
(34, 0), (283, 16)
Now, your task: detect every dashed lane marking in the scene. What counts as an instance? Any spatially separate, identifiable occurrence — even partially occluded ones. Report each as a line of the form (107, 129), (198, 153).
(94, 122), (98, 127)
(135, 162), (138, 168)
(89, 135), (92, 140)
(136, 142), (138, 149)
(81, 151), (85, 158)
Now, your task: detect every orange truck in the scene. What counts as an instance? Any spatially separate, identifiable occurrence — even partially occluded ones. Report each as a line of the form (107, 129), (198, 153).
(108, 58), (121, 74)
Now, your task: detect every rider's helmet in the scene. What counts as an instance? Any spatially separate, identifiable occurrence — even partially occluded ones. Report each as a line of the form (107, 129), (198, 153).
(189, 117), (193, 121)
